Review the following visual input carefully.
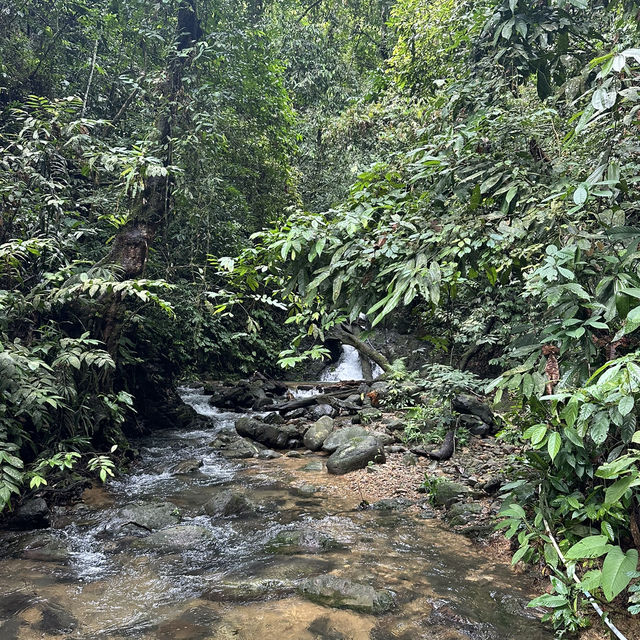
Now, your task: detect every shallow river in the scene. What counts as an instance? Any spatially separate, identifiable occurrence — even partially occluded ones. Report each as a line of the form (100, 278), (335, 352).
(0, 387), (552, 639)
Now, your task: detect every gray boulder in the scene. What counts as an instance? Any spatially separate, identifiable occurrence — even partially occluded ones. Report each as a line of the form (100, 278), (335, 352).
(322, 426), (369, 452)
(299, 575), (395, 614)
(265, 528), (344, 554)
(210, 429), (265, 458)
(201, 490), (255, 517)
(304, 416), (335, 451)
(135, 525), (216, 552)
(326, 436), (386, 475)
(235, 417), (305, 449)
(172, 459), (203, 475)
(427, 478), (472, 507)
(452, 394), (495, 427)
(117, 502), (180, 531)
(7, 498), (49, 530)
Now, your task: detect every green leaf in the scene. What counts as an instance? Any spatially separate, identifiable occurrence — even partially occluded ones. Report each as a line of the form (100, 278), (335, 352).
(619, 396), (634, 417)
(530, 424), (548, 446)
(572, 185), (587, 205)
(547, 432), (561, 462)
(602, 547), (638, 601)
(528, 594), (568, 608)
(512, 543), (530, 565)
(565, 535), (611, 559)
(605, 474), (639, 505)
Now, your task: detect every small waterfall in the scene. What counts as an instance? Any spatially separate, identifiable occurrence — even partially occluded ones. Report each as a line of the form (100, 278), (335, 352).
(320, 345), (363, 381)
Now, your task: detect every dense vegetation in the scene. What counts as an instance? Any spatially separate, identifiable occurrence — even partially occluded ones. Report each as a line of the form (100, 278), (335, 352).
(2, 0), (640, 633)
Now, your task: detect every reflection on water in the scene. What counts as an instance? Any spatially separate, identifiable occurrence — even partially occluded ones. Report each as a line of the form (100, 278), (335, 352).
(0, 387), (551, 640)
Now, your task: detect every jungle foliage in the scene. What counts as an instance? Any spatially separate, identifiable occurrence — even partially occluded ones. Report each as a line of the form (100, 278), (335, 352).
(4, 0), (640, 632)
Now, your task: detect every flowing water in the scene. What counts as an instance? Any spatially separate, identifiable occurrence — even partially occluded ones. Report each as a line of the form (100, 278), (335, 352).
(0, 387), (552, 640)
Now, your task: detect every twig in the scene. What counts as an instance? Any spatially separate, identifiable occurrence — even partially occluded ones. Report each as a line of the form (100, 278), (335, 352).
(542, 517), (628, 640)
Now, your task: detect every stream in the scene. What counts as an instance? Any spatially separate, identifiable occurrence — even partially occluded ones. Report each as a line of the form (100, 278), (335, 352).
(0, 386), (552, 640)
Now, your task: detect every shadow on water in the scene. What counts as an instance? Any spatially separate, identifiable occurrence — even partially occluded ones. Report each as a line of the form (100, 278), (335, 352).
(0, 387), (552, 640)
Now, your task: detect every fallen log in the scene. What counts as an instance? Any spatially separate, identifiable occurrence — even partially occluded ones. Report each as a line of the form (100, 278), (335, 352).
(264, 389), (356, 414)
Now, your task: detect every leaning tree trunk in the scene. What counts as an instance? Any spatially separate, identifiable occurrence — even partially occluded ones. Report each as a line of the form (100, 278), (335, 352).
(102, 0), (200, 353)
(331, 325), (392, 375)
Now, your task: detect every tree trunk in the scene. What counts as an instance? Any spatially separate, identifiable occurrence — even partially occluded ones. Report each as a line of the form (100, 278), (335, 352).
(331, 326), (392, 374)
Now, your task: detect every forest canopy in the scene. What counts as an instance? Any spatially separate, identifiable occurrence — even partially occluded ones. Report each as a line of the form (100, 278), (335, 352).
(2, 0), (640, 632)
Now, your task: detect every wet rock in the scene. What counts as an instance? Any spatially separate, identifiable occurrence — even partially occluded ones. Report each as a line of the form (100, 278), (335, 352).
(345, 394), (362, 405)
(265, 529), (344, 554)
(309, 403), (337, 419)
(327, 436), (386, 475)
(204, 578), (295, 602)
(154, 606), (220, 640)
(303, 416), (334, 451)
(201, 490), (255, 517)
(445, 501), (484, 526)
(286, 451), (303, 458)
(294, 484), (318, 497)
(0, 590), (33, 619)
(263, 412), (285, 425)
(322, 426), (369, 453)
(117, 501), (181, 531)
(6, 497), (49, 530)
(371, 498), (414, 511)
(36, 601), (77, 634)
(20, 535), (70, 562)
(451, 394), (495, 428)
(235, 417), (305, 449)
(257, 449), (282, 460)
(427, 478), (472, 507)
(135, 524), (216, 552)
(302, 460), (324, 472)
(299, 575), (395, 614)
(172, 459), (203, 475)
(210, 430), (265, 458)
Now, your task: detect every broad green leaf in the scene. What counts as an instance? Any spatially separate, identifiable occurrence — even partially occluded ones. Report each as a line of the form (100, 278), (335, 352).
(528, 594), (568, 608)
(565, 535), (611, 559)
(605, 474), (640, 505)
(619, 396), (634, 417)
(547, 432), (561, 462)
(602, 547), (638, 601)
(573, 185), (588, 205)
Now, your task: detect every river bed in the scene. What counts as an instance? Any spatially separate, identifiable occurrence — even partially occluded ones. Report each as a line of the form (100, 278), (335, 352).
(0, 387), (552, 639)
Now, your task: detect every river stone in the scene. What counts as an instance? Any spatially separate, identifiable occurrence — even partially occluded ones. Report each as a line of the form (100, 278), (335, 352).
(172, 459), (203, 475)
(136, 525), (216, 552)
(201, 490), (255, 517)
(36, 601), (77, 634)
(371, 497), (414, 511)
(20, 534), (70, 563)
(303, 416), (334, 451)
(204, 578), (295, 603)
(235, 417), (305, 449)
(326, 436), (386, 475)
(265, 529), (344, 554)
(309, 403), (337, 419)
(257, 449), (282, 460)
(302, 460), (324, 472)
(322, 426), (369, 452)
(446, 501), (484, 526)
(118, 502), (180, 531)
(210, 431), (264, 458)
(294, 484), (318, 497)
(458, 413), (492, 437)
(298, 575), (395, 614)
(371, 430), (395, 446)
(428, 478), (472, 507)
(7, 497), (50, 530)
(451, 394), (495, 426)
(386, 419), (404, 432)
(359, 407), (382, 422)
